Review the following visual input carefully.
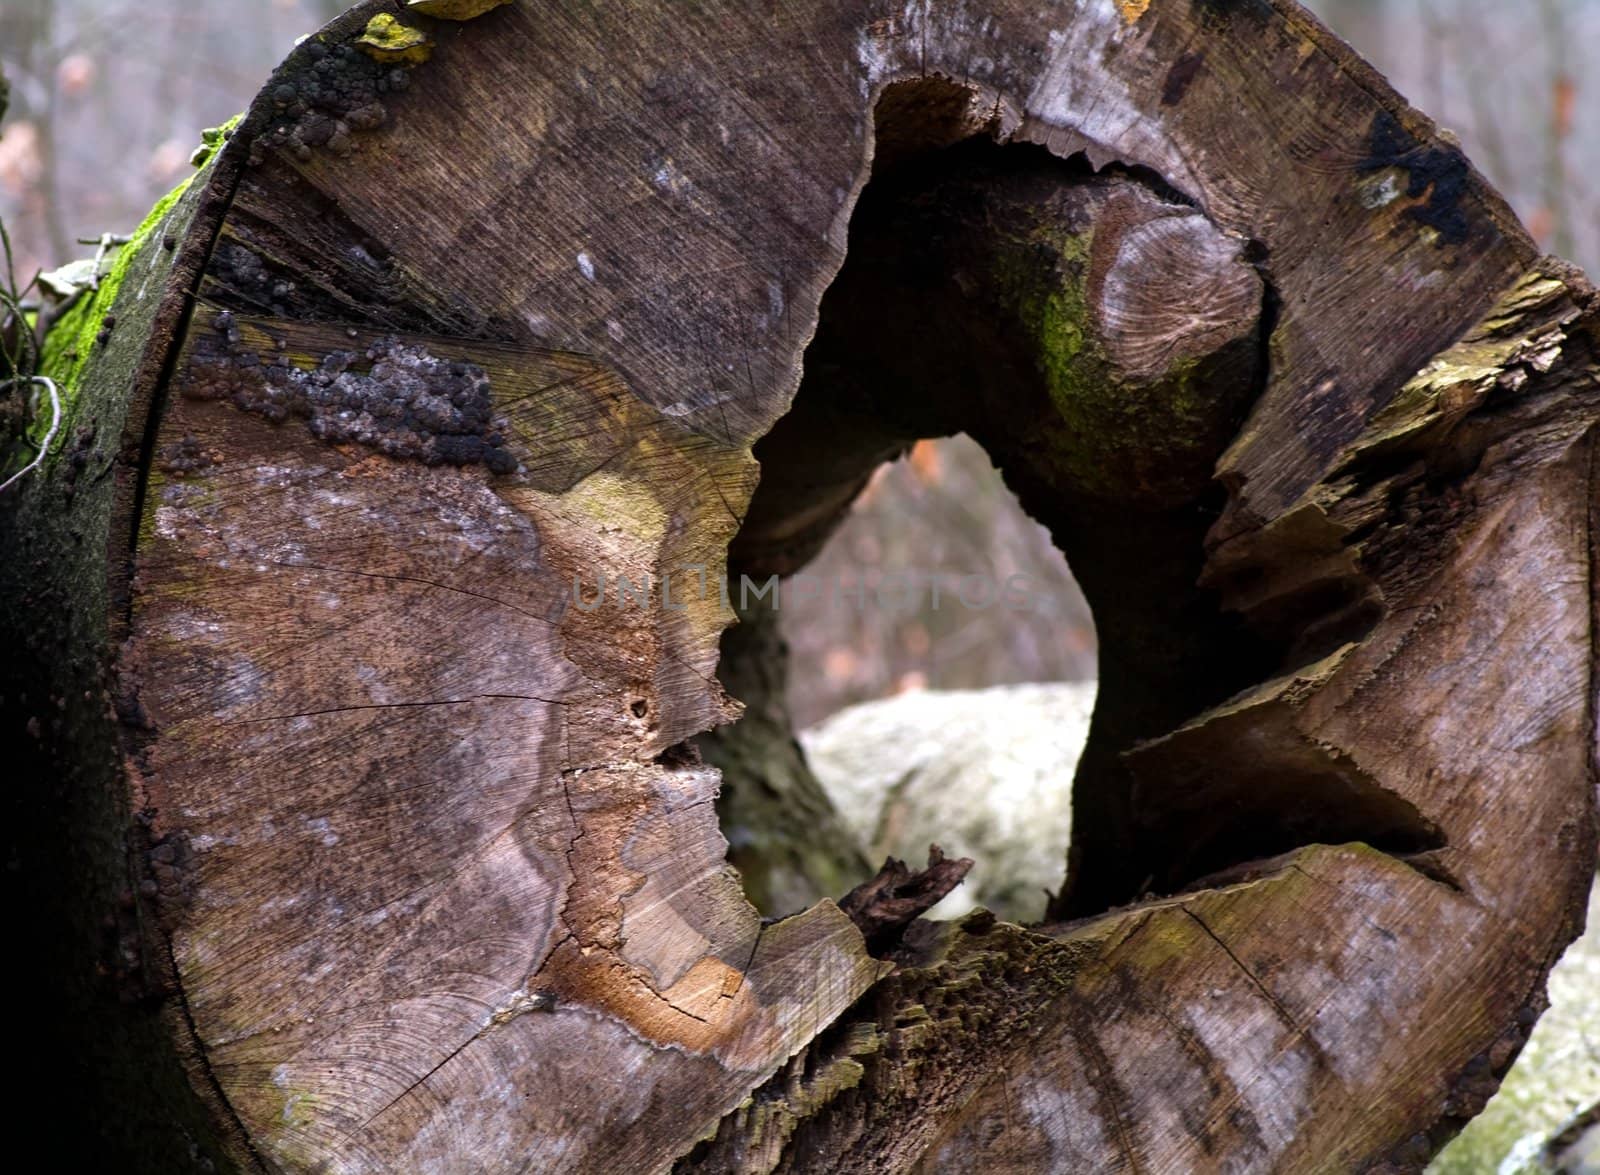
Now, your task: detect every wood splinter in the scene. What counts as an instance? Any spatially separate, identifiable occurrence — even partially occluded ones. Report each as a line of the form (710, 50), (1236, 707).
(839, 845), (975, 953)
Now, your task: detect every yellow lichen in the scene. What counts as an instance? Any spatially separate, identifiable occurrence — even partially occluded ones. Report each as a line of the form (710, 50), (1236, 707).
(406, 0), (512, 18)
(1116, 0), (1151, 22)
(551, 470), (668, 547)
(355, 13), (434, 64)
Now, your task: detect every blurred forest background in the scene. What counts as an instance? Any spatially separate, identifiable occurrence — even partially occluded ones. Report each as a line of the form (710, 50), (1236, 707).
(2, 0), (1596, 724)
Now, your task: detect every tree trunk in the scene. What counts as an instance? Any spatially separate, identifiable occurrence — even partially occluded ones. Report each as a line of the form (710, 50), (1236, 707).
(3, 1), (1597, 1172)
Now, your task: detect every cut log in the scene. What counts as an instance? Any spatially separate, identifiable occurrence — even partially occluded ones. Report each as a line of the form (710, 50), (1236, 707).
(1, 1), (1596, 1172)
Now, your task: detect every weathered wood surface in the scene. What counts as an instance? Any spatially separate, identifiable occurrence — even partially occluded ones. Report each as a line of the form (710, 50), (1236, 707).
(3, 0), (1597, 1171)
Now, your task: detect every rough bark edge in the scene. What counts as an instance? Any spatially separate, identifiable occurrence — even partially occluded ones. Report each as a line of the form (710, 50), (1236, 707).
(0, 9), (415, 1171)
(0, 159), (253, 1172)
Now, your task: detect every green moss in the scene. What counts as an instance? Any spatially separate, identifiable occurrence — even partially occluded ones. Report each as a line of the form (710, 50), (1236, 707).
(984, 226), (1113, 495)
(0, 148), (240, 1171)
(35, 172), (197, 456)
(1009, 229), (1094, 406)
(1035, 288), (1088, 393)
(188, 111), (243, 168)
(984, 218), (1256, 509)
(990, 225), (1156, 501)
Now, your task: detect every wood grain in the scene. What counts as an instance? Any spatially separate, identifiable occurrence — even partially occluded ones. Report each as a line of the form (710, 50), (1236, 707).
(8, 0), (1591, 1170)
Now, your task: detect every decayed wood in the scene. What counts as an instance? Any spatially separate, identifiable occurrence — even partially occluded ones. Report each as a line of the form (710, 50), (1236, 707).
(839, 847), (975, 953)
(5, 0), (1597, 1171)
(724, 141), (1273, 922)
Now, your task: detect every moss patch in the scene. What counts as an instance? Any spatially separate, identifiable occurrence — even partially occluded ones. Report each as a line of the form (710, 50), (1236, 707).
(994, 222), (1236, 507)
(32, 173), (196, 458)
(188, 112), (243, 169)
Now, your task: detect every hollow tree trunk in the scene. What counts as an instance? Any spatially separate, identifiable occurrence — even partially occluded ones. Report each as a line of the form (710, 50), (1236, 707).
(2, 1), (1597, 1172)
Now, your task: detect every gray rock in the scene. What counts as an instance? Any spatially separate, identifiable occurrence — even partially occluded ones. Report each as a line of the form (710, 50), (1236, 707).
(801, 682), (1096, 922)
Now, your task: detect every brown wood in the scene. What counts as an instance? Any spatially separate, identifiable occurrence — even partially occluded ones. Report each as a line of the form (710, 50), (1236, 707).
(4, 1), (1597, 1171)
(839, 847), (974, 953)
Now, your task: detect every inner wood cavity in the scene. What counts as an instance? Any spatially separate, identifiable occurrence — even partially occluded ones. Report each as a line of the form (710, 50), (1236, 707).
(703, 79), (1441, 925)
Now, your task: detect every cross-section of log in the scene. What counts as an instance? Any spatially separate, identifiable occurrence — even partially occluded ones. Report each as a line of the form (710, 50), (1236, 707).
(1, 1), (1596, 1172)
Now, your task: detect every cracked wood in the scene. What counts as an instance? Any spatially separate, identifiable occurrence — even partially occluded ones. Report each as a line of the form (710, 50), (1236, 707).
(5, 1), (1595, 1172)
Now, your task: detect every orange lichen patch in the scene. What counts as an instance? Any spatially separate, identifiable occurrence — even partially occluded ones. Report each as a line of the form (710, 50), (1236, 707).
(1117, 0), (1151, 22)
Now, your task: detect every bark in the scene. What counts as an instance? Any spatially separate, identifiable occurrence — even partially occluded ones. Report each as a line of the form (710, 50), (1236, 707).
(2, 1), (1597, 1172)
(699, 598), (875, 917)
(0, 148), (244, 1169)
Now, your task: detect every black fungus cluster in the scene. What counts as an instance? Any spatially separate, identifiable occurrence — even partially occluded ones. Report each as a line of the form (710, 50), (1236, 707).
(184, 318), (519, 475)
(257, 39), (410, 162)
(156, 435), (218, 476)
(213, 244), (300, 317)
